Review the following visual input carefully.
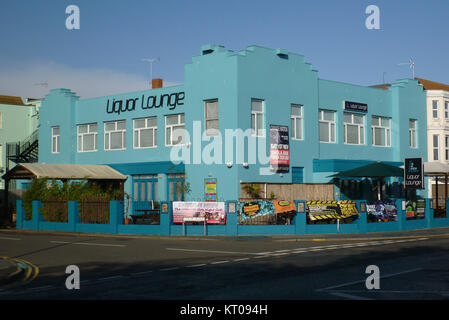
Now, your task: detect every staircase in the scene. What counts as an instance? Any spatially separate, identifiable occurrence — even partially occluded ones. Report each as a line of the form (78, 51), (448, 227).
(6, 129), (39, 164)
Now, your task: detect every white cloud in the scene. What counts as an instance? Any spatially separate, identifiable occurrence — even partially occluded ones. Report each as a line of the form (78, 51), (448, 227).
(0, 61), (180, 100)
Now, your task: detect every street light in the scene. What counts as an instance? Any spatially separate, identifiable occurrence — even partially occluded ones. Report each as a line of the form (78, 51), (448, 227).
(142, 58), (160, 88)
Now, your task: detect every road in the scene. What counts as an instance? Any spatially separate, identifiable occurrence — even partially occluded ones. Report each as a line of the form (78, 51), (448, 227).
(1, 228), (449, 301)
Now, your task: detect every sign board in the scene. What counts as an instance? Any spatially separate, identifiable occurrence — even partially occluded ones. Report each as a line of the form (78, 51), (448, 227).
(344, 101), (368, 113)
(173, 202), (226, 224)
(404, 158), (424, 189)
(204, 178), (217, 202)
(306, 200), (359, 221)
(270, 125), (290, 173)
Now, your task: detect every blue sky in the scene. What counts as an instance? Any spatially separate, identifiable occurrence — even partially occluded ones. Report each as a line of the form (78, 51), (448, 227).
(1, 0), (448, 98)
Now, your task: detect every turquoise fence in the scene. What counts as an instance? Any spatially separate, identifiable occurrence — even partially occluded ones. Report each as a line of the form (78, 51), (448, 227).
(15, 199), (449, 236)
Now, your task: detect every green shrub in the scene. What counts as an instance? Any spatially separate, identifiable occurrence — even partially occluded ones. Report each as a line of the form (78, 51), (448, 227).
(22, 179), (123, 222)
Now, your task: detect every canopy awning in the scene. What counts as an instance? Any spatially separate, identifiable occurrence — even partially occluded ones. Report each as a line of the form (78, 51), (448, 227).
(2, 163), (128, 181)
(328, 161), (404, 178)
(423, 162), (449, 176)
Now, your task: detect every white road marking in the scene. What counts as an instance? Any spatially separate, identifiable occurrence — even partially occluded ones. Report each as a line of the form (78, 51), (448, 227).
(211, 260), (229, 265)
(0, 236), (21, 241)
(131, 271), (153, 276)
(233, 258), (250, 262)
(317, 268), (422, 292)
(27, 285), (54, 292)
(98, 275), (125, 281)
(160, 267), (180, 271)
(166, 248), (262, 255)
(50, 241), (126, 248)
(328, 291), (373, 300)
(187, 263), (207, 268)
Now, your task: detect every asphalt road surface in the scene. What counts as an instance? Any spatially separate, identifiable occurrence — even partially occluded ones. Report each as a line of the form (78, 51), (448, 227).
(1, 228), (449, 301)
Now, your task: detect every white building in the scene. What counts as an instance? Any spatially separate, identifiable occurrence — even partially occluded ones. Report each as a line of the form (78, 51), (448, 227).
(416, 78), (449, 201)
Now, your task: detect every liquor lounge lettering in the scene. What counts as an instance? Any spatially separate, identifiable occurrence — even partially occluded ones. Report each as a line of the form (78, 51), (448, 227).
(306, 200), (359, 222)
(106, 91), (185, 115)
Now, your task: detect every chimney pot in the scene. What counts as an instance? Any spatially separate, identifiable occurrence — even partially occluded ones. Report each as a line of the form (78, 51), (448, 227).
(152, 78), (163, 89)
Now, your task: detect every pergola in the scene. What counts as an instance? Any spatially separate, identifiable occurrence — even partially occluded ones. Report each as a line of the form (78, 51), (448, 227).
(1, 163), (128, 223)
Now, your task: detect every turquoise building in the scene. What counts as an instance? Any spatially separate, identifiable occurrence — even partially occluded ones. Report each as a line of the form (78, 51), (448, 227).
(37, 45), (428, 213)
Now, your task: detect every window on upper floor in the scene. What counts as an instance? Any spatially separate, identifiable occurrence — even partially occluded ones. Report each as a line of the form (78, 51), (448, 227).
(344, 112), (364, 145)
(409, 119), (417, 148)
(51, 126), (60, 154)
(134, 117), (157, 149)
(165, 113), (185, 146)
(105, 120), (126, 151)
(319, 109), (336, 143)
(205, 99), (219, 136)
(77, 123), (97, 152)
(433, 134), (439, 161)
(251, 99), (264, 137)
(446, 136), (449, 161)
(371, 116), (391, 147)
(291, 104), (303, 140)
(446, 101), (449, 119)
(432, 100), (439, 118)
(0, 112), (2, 129)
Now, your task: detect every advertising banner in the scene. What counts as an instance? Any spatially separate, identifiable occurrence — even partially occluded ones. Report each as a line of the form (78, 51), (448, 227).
(405, 199), (425, 219)
(204, 178), (217, 202)
(366, 201), (398, 222)
(404, 158), (424, 189)
(270, 125), (290, 173)
(273, 200), (297, 214)
(239, 200), (276, 223)
(306, 200), (359, 221)
(172, 202), (226, 224)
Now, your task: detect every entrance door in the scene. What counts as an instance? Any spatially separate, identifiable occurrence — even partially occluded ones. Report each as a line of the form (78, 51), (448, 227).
(132, 175), (159, 223)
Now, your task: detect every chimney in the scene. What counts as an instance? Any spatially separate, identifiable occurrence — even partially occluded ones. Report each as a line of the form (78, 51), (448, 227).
(152, 78), (163, 89)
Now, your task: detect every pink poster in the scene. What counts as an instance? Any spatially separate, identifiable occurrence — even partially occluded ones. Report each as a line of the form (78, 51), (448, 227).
(172, 202), (226, 224)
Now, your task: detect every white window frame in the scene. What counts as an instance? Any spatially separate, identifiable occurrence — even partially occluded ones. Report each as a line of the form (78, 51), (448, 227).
(133, 117), (157, 149)
(446, 136), (449, 161)
(371, 116), (391, 147)
(251, 99), (265, 137)
(445, 101), (449, 119)
(0, 112), (2, 129)
(432, 100), (439, 119)
(291, 104), (303, 140)
(77, 123), (98, 153)
(319, 109), (336, 143)
(51, 126), (60, 154)
(343, 112), (365, 145)
(433, 134), (439, 161)
(104, 120), (126, 151)
(205, 99), (219, 137)
(409, 119), (417, 148)
(165, 113), (185, 146)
